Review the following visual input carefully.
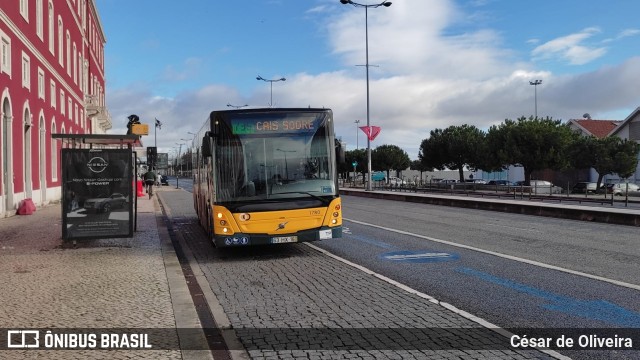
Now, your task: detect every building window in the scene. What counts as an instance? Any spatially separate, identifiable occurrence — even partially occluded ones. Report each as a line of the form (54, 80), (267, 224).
(74, 104), (78, 125)
(36, 0), (44, 39)
(38, 68), (45, 99)
(60, 91), (65, 115)
(20, 0), (29, 21)
(68, 98), (72, 121)
(57, 18), (63, 66)
(73, 44), (77, 83)
(66, 32), (70, 75)
(1, 33), (11, 76)
(48, 2), (54, 53)
(21, 52), (31, 89)
(50, 80), (56, 108)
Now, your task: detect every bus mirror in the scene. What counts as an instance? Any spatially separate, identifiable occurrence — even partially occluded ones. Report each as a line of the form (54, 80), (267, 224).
(336, 140), (345, 164)
(201, 134), (212, 157)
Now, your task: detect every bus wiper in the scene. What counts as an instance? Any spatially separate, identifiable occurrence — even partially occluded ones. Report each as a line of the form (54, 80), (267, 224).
(276, 192), (331, 205)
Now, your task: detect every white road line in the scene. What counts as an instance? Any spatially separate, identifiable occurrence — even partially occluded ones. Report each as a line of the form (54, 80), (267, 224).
(305, 242), (570, 360)
(345, 218), (640, 291)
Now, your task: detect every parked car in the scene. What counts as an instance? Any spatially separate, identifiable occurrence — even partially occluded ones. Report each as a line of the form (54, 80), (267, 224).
(83, 193), (128, 213)
(509, 180), (563, 194)
(572, 182), (602, 194)
(530, 180), (563, 194)
(465, 179), (487, 184)
(606, 182), (640, 196)
(487, 180), (512, 186)
(160, 175), (169, 186)
(388, 176), (407, 186)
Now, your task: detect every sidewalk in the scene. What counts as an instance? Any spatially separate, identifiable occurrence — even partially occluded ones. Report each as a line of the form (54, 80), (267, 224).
(0, 190), (209, 359)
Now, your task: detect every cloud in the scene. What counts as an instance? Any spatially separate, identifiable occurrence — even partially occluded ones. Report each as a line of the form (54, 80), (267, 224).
(531, 28), (607, 65)
(603, 28), (640, 43)
(104, 0), (640, 160)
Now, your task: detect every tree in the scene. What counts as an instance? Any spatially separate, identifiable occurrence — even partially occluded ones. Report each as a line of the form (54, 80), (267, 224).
(612, 139), (640, 179)
(344, 149), (367, 182)
(568, 136), (640, 190)
(410, 159), (432, 185)
(418, 124), (486, 182)
(486, 116), (574, 185)
(372, 144), (410, 180)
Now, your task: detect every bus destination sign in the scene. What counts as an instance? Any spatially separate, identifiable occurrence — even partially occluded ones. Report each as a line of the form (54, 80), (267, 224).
(231, 117), (320, 135)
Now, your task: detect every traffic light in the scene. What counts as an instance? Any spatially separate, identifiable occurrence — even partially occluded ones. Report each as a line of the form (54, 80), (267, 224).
(147, 146), (157, 169)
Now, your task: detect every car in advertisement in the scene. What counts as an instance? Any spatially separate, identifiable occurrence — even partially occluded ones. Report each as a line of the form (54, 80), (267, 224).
(83, 193), (128, 213)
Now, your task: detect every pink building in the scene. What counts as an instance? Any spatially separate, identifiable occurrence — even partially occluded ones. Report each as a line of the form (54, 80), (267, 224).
(1, 0), (111, 217)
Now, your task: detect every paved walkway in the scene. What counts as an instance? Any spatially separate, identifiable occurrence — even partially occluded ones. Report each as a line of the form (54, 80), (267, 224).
(0, 187), (573, 360)
(0, 190), (210, 360)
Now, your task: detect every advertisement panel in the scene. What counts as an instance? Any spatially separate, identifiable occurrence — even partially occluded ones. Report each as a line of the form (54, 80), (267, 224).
(62, 149), (134, 240)
(156, 153), (168, 170)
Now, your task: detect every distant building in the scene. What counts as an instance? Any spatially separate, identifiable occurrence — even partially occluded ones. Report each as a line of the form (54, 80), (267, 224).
(567, 110), (640, 184)
(1, 0), (111, 217)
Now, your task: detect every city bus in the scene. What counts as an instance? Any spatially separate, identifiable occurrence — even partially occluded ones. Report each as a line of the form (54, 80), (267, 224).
(191, 108), (344, 247)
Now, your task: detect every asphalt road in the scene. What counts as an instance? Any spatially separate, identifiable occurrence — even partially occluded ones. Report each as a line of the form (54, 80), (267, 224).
(314, 195), (640, 359)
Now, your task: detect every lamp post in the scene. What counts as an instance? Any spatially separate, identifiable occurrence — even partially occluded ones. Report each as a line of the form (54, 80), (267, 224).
(181, 138), (191, 177)
(175, 142), (185, 189)
(227, 103), (248, 109)
(256, 75), (286, 107)
(354, 119), (360, 150)
(339, 0), (391, 191)
(529, 79), (542, 118)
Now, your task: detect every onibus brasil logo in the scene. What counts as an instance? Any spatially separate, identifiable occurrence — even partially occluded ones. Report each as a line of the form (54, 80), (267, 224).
(87, 157), (109, 173)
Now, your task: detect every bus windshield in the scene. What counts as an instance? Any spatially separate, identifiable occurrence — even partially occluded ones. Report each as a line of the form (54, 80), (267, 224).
(213, 111), (338, 206)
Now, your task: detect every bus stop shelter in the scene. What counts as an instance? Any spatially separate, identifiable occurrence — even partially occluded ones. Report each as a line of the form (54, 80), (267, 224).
(52, 134), (143, 241)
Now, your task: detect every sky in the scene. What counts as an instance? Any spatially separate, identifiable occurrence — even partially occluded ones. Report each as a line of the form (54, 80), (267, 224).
(96, 0), (640, 160)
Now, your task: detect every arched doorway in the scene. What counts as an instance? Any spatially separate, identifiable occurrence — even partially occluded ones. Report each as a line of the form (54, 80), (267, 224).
(39, 115), (47, 204)
(2, 97), (12, 214)
(24, 109), (32, 199)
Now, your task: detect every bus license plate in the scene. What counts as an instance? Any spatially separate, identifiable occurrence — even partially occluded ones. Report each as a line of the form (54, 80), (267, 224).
(271, 236), (298, 244)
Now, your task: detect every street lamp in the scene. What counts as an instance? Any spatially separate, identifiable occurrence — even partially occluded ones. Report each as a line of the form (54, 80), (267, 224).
(181, 138), (191, 177)
(227, 103), (248, 109)
(339, 0), (391, 191)
(529, 79), (542, 118)
(354, 119), (360, 150)
(175, 142), (185, 189)
(256, 75), (286, 107)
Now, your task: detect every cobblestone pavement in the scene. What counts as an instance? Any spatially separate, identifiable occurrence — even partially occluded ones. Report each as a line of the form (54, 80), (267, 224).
(158, 190), (565, 360)
(0, 193), (184, 359)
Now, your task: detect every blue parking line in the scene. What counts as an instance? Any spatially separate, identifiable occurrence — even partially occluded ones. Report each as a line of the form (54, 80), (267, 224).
(457, 267), (640, 327)
(346, 233), (395, 249)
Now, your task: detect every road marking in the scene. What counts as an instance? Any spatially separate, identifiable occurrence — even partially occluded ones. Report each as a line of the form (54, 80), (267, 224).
(305, 242), (570, 360)
(344, 218), (640, 291)
(458, 267), (640, 327)
(381, 250), (459, 263)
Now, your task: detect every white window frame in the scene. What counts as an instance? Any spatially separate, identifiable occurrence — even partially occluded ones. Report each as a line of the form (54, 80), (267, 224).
(38, 68), (45, 99)
(50, 80), (56, 108)
(48, 2), (54, 54)
(65, 31), (70, 75)
(57, 17), (63, 66)
(68, 98), (72, 121)
(60, 91), (65, 115)
(74, 103), (78, 125)
(20, 0), (29, 21)
(21, 52), (31, 89)
(36, 0), (44, 39)
(1, 32), (11, 77)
